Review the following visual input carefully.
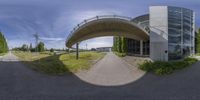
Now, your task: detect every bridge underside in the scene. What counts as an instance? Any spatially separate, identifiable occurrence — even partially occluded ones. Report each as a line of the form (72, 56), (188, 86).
(66, 18), (149, 48)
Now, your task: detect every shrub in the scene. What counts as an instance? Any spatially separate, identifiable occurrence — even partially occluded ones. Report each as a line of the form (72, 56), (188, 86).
(138, 60), (153, 71)
(184, 57), (198, 65)
(155, 67), (173, 75)
(172, 61), (188, 69)
(139, 57), (198, 75)
(114, 52), (126, 57)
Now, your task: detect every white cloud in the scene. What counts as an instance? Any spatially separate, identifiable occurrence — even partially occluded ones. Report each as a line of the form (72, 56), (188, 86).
(40, 37), (64, 41)
(78, 36), (113, 49)
(70, 10), (122, 25)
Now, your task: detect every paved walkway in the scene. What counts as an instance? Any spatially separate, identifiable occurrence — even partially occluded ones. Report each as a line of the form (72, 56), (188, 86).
(76, 52), (145, 86)
(0, 51), (19, 62)
(1, 52), (200, 100)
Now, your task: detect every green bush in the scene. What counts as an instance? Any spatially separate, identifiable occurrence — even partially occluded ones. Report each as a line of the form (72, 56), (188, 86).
(139, 57), (198, 75)
(138, 60), (153, 71)
(184, 57), (198, 65)
(172, 61), (188, 69)
(114, 52), (126, 57)
(155, 67), (173, 75)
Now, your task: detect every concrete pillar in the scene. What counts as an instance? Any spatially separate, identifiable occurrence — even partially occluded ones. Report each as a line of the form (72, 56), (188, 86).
(76, 43), (79, 60)
(140, 40), (143, 56)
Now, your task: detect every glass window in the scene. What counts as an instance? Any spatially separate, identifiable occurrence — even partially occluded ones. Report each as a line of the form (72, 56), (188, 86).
(168, 36), (181, 44)
(168, 23), (182, 29)
(168, 28), (181, 35)
(182, 45), (191, 57)
(168, 44), (182, 60)
(168, 18), (181, 24)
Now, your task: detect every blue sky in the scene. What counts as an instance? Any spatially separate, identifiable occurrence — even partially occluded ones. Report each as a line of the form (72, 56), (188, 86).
(0, 0), (199, 49)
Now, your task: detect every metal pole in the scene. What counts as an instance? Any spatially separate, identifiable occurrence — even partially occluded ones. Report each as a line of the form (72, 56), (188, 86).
(76, 43), (79, 60)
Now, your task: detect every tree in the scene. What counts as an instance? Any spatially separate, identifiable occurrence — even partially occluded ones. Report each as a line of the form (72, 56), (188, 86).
(29, 43), (33, 51)
(118, 37), (122, 53)
(0, 32), (8, 53)
(121, 37), (127, 53)
(196, 28), (200, 53)
(50, 48), (54, 52)
(113, 36), (118, 52)
(21, 44), (29, 51)
(36, 42), (45, 52)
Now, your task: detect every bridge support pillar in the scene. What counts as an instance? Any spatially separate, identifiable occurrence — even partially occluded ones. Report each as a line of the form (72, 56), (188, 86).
(140, 40), (143, 56)
(76, 43), (79, 60)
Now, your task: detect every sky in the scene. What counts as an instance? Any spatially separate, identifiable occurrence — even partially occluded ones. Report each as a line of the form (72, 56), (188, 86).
(0, 0), (199, 49)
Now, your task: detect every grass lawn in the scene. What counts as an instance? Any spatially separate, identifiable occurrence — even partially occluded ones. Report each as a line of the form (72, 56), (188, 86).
(195, 53), (200, 56)
(0, 53), (7, 56)
(13, 51), (106, 75)
(59, 52), (105, 72)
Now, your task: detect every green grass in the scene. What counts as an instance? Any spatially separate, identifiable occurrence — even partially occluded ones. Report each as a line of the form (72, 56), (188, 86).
(13, 51), (106, 75)
(13, 51), (50, 61)
(139, 57), (199, 75)
(195, 53), (200, 56)
(59, 52), (106, 72)
(0, 52), (7, 56)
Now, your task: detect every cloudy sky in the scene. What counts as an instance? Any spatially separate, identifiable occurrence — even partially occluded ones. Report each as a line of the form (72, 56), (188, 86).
(0, 0), (199, 49)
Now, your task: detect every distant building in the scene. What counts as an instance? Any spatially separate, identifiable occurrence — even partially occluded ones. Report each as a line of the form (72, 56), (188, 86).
(96, 47), (112, 52)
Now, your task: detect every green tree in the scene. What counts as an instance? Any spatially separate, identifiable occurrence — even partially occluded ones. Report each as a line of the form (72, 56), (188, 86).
(50, 48), (54, 52)
(196, 28), (200, 53)
(117, 37), (122, 53)
(29, 43), (32, 51)
(112, 36), (117, 51)
(121, 37), (127, 53)
(21, 44), (29, 51)
(0, 32), (8, 53)
(36, 42), (45, 52)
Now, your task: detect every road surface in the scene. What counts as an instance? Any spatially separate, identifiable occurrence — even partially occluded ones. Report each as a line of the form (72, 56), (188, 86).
(76, 52), (145, 86)
(1, 52), (200, 100)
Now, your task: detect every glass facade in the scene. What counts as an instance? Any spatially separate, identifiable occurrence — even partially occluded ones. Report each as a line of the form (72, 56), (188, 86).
(126, 38), (149, 55)
(143, 40), (150, 55)
(168, 7), (194, 60)
(126, 14), (150, 56)
(127, 39), (140, 54)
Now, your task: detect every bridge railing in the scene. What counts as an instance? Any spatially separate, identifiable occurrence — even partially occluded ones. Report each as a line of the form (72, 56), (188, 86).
(66, 15), (133, 43)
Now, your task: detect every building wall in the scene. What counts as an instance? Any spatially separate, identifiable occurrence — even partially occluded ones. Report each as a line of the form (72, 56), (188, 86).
(96, 47), (111, 52)
(150, 6), (168, 61)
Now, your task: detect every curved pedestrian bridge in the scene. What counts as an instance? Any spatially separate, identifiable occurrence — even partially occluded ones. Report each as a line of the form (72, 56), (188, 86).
(66, 15), (149, 47)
